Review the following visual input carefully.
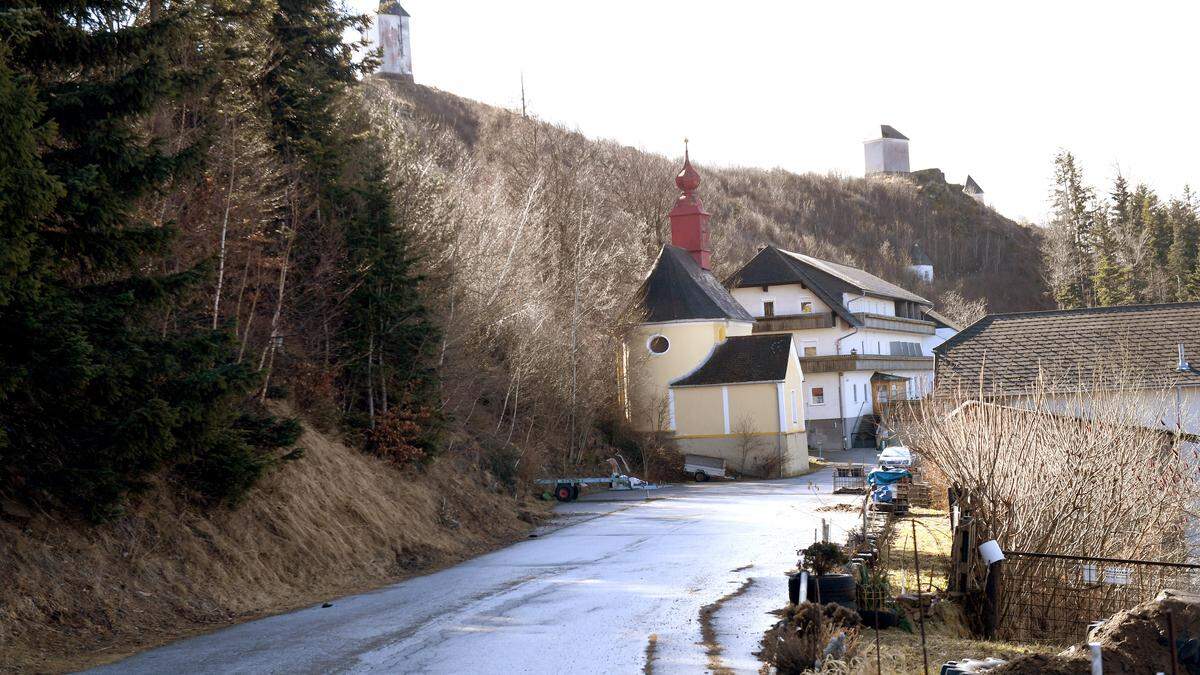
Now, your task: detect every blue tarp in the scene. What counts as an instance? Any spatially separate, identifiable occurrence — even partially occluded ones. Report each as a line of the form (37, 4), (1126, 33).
(867, 468), (911, 486)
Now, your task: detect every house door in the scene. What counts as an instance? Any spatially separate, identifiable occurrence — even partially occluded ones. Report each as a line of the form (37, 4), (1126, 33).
(870, 376), (909, 416)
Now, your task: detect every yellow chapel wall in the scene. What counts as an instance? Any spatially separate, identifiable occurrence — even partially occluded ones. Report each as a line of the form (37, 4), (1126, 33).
(672, 382), (779, 437)
(621, 320), (753, 432)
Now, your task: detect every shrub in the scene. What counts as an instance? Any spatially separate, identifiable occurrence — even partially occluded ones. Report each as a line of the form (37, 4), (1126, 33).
(760, 602), (861, 674)
(801, 541), (849, 576)
(364, 405), (438, 468)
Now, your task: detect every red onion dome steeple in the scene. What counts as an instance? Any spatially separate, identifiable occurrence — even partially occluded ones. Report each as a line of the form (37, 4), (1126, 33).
(676, 147), (701, 192)
(669, 139), (712, 270)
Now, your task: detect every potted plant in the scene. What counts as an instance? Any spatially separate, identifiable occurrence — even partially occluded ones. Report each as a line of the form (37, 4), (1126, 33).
(800, 542), (856, 609)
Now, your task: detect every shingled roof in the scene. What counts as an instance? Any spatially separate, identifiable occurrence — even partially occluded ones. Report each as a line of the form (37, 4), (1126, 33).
(910, 242), (933, 266)
(672, 334), (795, 387)
(963, 175), (984, 194)
(725, 245), (931, 321)
(628, 245), (754, 324)
(934, 303), (1200, 392)
(881, 125), (909, 140)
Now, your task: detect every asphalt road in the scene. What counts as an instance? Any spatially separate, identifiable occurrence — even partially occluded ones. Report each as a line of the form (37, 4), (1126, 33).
(91, 469), (860, 674)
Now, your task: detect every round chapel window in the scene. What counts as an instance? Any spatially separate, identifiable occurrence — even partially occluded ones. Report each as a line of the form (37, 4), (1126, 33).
(648, 335), (670, 355)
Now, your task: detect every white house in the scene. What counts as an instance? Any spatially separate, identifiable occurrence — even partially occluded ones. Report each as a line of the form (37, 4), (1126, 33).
(908, 242), (933, 283)
(725, 246), (960, 452)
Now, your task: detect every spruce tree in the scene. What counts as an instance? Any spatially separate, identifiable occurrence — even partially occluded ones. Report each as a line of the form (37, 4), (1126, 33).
(1166, 189), (1199, 301)
(1092, 214), (1133, 306)
(1047, 151), (1097, 308)
(0, 1), (294, 519)
(336, 153), (440, 458)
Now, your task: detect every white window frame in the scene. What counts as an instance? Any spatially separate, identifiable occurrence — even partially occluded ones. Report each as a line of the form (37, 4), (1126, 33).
(790, 389), (799, 424)
(646, 333), (670, 357)
(760, 297), (777, 318)
(809, 386), (826, 406)
(667, 389), (676, 430)
(800, 339), (818, 357)
(799, 300), (814, 314)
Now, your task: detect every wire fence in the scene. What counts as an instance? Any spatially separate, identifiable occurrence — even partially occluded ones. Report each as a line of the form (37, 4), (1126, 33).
(998, 550), (1200, 644)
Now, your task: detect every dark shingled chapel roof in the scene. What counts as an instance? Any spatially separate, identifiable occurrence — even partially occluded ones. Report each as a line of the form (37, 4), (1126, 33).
(963, 175), (983, 194)
(629, 245), (754, 323)
(910, 242), (933, 266)
(673, 334), (794, 387)
(881, 125), (908, 140)
(934, 302), (1200, 392)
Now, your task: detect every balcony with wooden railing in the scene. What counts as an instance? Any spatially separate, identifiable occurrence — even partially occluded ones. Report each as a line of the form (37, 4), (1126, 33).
(751, 311), (835, 333)
(852, 312), (936, 335)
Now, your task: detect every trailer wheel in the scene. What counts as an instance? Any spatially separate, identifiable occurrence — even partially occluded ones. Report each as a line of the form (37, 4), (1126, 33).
(694, 470), (709, 482)
(555, 484), (573, 502)
(569, 484), (580, 500)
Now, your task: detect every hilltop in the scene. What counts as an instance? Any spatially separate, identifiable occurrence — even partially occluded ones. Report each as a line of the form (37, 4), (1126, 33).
(382, 79), (1050, 314)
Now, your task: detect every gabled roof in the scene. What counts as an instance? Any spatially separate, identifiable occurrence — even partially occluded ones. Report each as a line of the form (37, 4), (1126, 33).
(629, 245), (753, 324)
(880, 125), (909, 140)
(672, 334), (795, 387)
(910, 242), (933, 266)
(963, 175), (983, 194)
(379, 1), (410, 16)
(725, 246), (858, 325)
(934, 302), (1200, 392)
(780, 249), (931, 305)
(725, 245), (931, 323)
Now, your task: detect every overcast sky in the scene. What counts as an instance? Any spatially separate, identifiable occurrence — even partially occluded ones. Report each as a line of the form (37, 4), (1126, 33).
(352, 0), (1199, 223)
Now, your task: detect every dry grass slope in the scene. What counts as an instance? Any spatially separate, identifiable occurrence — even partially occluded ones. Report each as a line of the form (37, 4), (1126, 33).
(0, 406), (543, 673)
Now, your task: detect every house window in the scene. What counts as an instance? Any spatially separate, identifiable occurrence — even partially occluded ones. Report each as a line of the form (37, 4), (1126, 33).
(810, 387), (825, 405)
(648, 335), (669, 355)
(763, 301), (775, 317)
(852, 383), (858, 402)
(803, 346), (817, 357)
(800, 301), (813, 314)
(790, 390), (799, 424)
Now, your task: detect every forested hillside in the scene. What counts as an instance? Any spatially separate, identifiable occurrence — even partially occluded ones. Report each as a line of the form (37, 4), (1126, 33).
(385, 81), (1049, 316)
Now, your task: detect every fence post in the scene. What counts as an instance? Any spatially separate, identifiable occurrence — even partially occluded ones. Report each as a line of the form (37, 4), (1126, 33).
(983, 560), (1002, 639)
(1168, 610), (1179, 675)
(1089, 643), (1102, 675)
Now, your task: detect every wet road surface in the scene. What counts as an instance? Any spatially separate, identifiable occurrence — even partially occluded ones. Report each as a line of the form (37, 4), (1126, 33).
(92, 469), (860, 674)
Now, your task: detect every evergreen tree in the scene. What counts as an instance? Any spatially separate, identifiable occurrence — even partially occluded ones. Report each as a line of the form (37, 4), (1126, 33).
(1046, 151), (1097, 308)
(1166, 188), (1199, 301)
(1092, 213), (1133, 306)
(336, 152), (440, 459)
(0, 1), (294, 519)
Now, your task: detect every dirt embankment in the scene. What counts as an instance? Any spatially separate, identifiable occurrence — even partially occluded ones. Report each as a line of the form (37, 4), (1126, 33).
(0, 415), (546, 673)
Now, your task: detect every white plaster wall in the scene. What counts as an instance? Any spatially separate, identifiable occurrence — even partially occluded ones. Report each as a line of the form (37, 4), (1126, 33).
(864, 138), (911, 174)
(909, 264), (933, 282)
(803, 372), (841, 421)
(731, 285), (830, 317)
(925, 327), (957, 353)
(844, 294), (896, 317)
(1009, 386), (1200, 437)
(803, 371), (880, 422)
(379, 14), (412, 77)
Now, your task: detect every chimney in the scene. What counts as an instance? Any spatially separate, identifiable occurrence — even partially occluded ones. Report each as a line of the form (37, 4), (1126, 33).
(669, 142), (712, 270)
